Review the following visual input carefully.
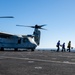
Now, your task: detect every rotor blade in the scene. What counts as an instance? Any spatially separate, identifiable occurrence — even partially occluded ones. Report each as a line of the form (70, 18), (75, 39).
(16, 24), (47, 29)
(16, 25), (28, 27)
(16, 25), (35, 28)
(0, 16), (14, 18)
(39, 27), (47, 30)
(40, 24), (46, 27)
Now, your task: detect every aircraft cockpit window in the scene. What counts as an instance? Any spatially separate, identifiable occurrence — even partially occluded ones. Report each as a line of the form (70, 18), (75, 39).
(23, 38), (28, 43)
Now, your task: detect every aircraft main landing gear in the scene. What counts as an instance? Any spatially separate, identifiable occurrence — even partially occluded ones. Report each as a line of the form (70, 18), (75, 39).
(14, 48), (18, 51)
(31, 49), (34, 51)
(0, 47), (4, 51)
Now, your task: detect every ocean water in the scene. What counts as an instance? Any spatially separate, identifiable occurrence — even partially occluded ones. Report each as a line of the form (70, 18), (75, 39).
(36, 48), (75, 52)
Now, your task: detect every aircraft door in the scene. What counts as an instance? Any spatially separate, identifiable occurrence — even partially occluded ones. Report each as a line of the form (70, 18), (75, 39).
(18, 38), (21, 44)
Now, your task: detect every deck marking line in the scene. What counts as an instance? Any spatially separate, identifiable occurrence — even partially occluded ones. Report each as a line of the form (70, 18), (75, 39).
(0, 56), (75, 65)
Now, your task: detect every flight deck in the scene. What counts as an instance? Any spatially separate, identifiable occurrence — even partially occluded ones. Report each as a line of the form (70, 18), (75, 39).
(0, 50), (75, 75)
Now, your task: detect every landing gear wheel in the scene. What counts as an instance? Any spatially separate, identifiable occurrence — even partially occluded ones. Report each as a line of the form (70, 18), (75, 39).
(1, 47), (4, 51)
(14, 48), (18, 51)
(31, 49), (34, 51)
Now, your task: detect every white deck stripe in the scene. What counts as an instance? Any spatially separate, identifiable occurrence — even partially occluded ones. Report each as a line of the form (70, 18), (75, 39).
(0, 56), (75, 65)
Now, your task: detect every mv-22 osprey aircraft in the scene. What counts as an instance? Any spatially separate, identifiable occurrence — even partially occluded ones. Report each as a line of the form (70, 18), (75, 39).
(0, 16), (46, 51)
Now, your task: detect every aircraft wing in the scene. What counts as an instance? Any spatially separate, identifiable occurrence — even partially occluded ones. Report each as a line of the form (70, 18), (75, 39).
(0, 32), (13, 38)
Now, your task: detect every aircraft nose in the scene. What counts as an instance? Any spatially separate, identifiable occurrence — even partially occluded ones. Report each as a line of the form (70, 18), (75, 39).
(34, 44), (37, 47)
(33, 44), (37, 48)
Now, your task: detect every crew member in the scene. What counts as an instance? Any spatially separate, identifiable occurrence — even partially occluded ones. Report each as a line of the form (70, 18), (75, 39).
(61, 43), (65, 52)
(56, 40), (60, 52)
(67, 41), (71, 52)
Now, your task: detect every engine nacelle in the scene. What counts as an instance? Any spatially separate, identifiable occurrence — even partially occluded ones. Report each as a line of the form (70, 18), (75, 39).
(33, 29), (40, 45)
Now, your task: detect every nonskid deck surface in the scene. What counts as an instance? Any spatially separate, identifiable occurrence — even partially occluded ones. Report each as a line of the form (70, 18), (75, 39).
(0, 50), (75, 75)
